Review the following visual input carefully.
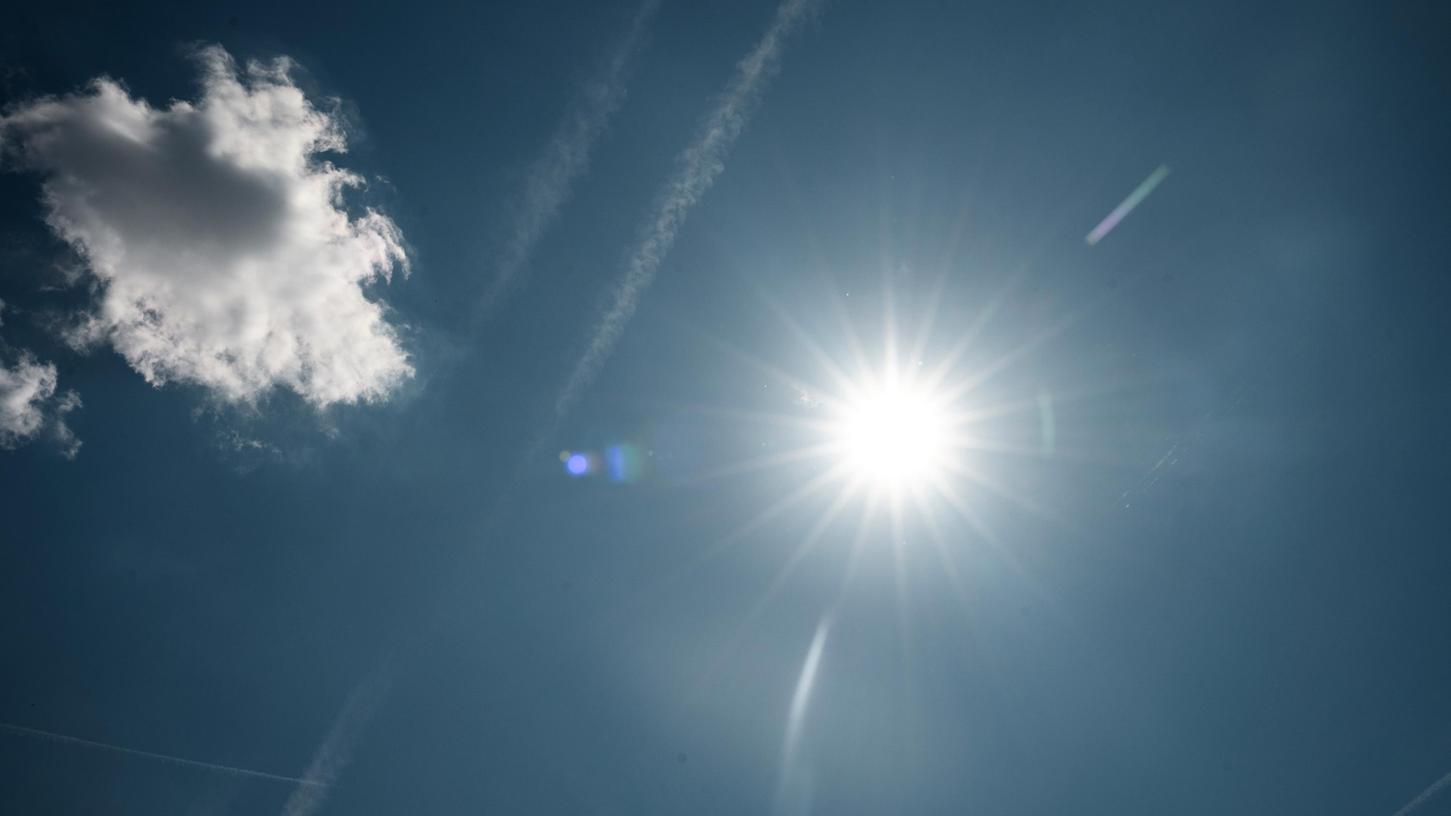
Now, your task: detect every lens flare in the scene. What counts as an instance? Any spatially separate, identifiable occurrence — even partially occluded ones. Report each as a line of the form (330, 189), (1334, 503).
(564, 452), (590, 477)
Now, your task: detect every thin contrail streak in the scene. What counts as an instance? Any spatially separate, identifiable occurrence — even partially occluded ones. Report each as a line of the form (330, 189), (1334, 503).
(1085, 164), (1171, 246)
(477, 0), (662, 320)
(0, 721), (321, 787)
(1391, 766), (1451, 816)
(554, 0), (824, 419)
(280, 663), (394, 816)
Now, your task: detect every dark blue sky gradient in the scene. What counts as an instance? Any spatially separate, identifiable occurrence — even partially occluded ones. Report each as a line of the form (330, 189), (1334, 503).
(3, 1), (1450, 814)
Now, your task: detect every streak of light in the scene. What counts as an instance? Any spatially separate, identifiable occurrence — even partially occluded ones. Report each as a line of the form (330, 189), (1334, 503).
(1085, 164), (1171, 246)
(783, 617), (831, 761)
(774, 615), (832, 816)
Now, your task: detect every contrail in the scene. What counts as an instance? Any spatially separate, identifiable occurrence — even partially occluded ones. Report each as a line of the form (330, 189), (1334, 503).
(553, 0), (824, 419)
(279, 663), (394, 816)
(1085, 164), (1170, 246)
(477, 0), (662, 319)
(0, 721), (321, 787)
(1391, 765), (1451, 816)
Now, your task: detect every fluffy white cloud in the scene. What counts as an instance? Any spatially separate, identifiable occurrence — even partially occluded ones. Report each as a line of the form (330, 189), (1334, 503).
(0, 46), (411, 407)
(0, 350), (80, 457)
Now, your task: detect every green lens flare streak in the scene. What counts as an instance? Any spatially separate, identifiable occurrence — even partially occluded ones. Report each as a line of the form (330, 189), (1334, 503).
(1086, 164), (1171, 245)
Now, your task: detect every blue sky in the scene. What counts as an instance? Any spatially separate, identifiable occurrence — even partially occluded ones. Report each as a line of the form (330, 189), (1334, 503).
(2, 1), (1450, 814)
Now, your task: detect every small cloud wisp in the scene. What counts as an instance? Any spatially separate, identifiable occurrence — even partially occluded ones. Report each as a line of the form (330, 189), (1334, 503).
(0, 349), (81, 458)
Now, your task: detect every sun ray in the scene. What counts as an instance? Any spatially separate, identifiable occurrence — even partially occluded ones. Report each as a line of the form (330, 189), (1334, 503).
(941, 457), (1061, 525)
(738, 475), (865, 636)
(907, 270), (951, 369)
(680, 464), (847, 577)
(674, 439), (839, 487)
(914, 483), (975, 611)
(925, 476), (1059, 619)
(825, 281), (877, 390)
(835, 486), (884, 599)
(931, 315), (1076, 408)
(759, 292), (864, 399)
(689, 478), (864, 704)
(927, 476), (1031, 582)
(682, 316), (848, 406)
(917, 269), (1026, 393)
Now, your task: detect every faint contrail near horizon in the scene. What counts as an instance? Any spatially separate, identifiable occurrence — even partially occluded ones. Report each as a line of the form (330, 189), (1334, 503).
(0, 721), (321, 787)
(1390, 765), (1451, 816)
(553, 0), (825, 419)
(1085, 164), (1170, 246)
(477, 0), (662, 320)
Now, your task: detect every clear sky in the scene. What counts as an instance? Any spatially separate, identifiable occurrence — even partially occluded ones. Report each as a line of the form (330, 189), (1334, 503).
(2, 1), (1450, 814)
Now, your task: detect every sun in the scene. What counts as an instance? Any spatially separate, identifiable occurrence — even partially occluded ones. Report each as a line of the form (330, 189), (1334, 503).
(678, 277), (1068, 573)
(830, 377), (949, 493)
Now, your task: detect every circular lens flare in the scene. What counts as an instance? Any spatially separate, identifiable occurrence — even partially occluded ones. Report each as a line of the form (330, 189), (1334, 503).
(565, 452), (590, 477)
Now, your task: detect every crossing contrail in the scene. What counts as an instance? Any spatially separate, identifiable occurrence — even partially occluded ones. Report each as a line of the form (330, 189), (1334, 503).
(477, 0), (662, 320)
(0, 721), (321, 787)
(554, 0), (825, 419)
(280, 663), (394, 816)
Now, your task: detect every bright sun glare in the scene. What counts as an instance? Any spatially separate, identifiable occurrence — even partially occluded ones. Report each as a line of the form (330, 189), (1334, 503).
(701, 282), (1062, 559)
(833, 380), (948, 491)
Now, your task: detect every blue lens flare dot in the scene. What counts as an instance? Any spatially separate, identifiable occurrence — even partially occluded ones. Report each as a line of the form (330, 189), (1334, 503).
(564, 452), (590, 477)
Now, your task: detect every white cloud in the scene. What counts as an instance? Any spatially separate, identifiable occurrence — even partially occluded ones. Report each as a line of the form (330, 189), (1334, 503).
(0, 350), (80, 456)
(0, 46), (411, 408)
